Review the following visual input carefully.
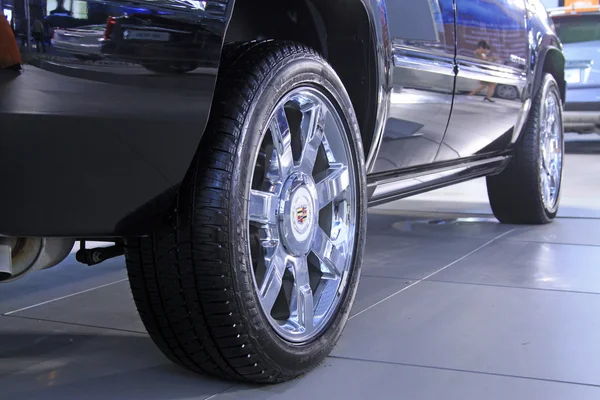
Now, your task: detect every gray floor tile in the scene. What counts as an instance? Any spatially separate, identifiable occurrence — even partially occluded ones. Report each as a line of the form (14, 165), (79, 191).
(11, 275), (409, 331)
(212, 357), (600, 400)
(376, 198), (494, 216)
(0, 315), (230, 400)
(362, 232), (488, 279)
(333, 281), (600, 386)
(377, 199), (600, 220)
(368, 211), (515, 240)
(504, 218), (600, 246)
(13, 280), (145, 333)
(0, 255), (126, 315)
(352, 276), (411, 317)
(432, 240), (600, 293)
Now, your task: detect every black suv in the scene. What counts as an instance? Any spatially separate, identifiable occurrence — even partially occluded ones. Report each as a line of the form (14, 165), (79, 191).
(0, 0), (565, 384)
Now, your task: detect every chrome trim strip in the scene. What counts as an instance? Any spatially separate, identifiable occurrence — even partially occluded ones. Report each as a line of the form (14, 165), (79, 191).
(365, 87), (390, 175)
(393, 44), (456, 62)
(121, 24), (193, 34)
(457, 56), (526, 76)
(393, 46), (456, 77)
(368, 156), (508, 203)
(394, 55), (456, 76)
(511, 98), (532, 144)
(457, 60), (527, 87)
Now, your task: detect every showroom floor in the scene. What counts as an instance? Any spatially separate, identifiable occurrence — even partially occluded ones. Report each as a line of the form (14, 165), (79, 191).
(1, 134), (599, 399)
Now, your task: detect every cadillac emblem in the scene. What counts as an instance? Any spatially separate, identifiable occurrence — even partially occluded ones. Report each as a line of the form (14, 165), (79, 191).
(296, 205), (308, 225)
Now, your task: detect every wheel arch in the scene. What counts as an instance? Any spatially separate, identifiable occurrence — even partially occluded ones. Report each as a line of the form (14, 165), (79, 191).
(223, 0), (380, 158)
(510, 44), (566, 147)
(534, 46), (566, 105)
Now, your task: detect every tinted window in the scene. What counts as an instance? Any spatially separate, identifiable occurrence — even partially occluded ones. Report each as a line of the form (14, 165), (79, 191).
(552, 14), (600, 44)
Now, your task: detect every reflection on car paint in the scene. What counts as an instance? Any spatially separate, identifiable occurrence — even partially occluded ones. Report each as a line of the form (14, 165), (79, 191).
(438, 0), (529, 162)
(0, 0), (231, 236)
(373, 0), (456, 174)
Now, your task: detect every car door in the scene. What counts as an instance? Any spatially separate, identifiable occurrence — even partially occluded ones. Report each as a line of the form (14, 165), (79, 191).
(437, 0), (529, 161)
(371, 0), (456, 174)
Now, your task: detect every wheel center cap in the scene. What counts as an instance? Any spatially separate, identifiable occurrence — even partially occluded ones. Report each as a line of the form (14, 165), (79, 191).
(279, 176), (317, 256)
(290, 186), (313, 239)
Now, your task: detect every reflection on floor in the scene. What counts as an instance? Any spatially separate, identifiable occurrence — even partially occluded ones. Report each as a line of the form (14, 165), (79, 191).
(1, 134), (600, 399)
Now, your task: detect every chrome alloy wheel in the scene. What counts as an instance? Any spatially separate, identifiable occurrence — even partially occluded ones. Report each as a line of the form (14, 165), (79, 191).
(539, 91), (563, 211)
(248, 87), (357, 343)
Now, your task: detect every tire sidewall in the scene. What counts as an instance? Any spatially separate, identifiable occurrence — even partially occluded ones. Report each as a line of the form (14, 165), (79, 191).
(226, 51), (367, 375)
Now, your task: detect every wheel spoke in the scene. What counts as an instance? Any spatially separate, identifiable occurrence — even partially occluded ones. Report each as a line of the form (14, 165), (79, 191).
(548, 99), (556, 124)
(249, 190), (278, 225)
(259, 245), (287, 314)
(541, 171), (551, 203)
(292, 256), (314, 333)
(312, 227), (345, 279)
(300, 104), (327, 174)
(541, 146), (549, 174)
(542, 120), (549, 139)
(270, 106), (294, 178)
(315, 163), (350, 210)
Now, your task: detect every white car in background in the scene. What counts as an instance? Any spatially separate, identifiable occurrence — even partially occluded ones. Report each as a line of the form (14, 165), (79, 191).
(52, 24), (105, 61)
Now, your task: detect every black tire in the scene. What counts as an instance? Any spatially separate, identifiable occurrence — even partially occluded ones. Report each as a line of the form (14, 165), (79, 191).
(124, 40), (367, 383)
(486, 73), (564, 224)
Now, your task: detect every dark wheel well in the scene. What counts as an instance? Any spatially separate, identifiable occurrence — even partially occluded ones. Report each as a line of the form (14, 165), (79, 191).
(224, 0), (377, 156)
(542, 48), (566, 103)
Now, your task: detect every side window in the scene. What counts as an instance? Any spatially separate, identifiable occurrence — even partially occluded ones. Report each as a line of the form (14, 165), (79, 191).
(456, 0), (528, 71)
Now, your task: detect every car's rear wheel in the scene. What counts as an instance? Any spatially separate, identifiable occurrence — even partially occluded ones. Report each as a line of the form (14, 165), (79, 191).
(487, 73), (564, 224)
(124, 40), (367, 383)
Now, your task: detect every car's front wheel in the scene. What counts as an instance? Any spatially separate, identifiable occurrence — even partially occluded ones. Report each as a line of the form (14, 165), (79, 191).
(125, 40), (367, 383)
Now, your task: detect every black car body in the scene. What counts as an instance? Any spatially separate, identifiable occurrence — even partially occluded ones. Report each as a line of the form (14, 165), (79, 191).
(0, 0), (566, 384)
(0, 0), (565, 237)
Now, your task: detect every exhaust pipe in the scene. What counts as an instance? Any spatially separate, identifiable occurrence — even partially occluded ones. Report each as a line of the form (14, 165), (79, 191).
(0, 237), (75, 283)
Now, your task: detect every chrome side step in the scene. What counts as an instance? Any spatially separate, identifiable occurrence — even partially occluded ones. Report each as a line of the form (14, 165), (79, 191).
(367, 155), (510, 207)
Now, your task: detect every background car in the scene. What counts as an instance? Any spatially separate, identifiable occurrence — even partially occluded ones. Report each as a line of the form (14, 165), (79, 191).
(52, 24), (105, 61)
(550, 4), (600, 133)
(101, 13), (221, 73)
(495, 83), (521, 100)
